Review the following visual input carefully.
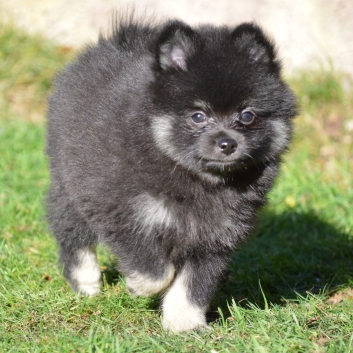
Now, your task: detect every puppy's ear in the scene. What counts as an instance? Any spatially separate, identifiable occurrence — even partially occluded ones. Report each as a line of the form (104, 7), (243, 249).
(232, 23), (279, 69)
(156, 21), (196, 71)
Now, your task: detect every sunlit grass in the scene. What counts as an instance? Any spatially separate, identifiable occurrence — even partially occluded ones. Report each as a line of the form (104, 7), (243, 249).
(0, 24), (74, 122)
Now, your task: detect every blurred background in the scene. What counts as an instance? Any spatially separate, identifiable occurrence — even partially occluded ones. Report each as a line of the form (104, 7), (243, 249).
(1, 0), (353, 76)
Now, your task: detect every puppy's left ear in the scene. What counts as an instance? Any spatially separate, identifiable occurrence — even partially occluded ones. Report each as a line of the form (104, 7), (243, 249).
(232, 23), (280, 70)
(156, 21), (196, 71)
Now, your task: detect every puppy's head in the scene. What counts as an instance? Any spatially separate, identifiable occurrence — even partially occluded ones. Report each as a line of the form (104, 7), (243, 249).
(150, 21), (297, 182)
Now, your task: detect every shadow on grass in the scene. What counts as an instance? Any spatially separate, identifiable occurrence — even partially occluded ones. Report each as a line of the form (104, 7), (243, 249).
(214, 210), (353, 314)
(100, 210), (353, 319)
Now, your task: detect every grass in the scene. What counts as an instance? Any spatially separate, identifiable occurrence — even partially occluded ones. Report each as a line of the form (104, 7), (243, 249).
(1, 24), (353, 352)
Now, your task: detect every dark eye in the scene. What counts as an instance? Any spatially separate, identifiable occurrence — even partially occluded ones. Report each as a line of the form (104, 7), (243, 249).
(239, 111), (256, 125)
(191, 113), (207, 124)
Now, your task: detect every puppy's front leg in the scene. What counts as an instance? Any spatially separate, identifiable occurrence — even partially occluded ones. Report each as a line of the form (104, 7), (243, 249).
(162, 256), (228, 332)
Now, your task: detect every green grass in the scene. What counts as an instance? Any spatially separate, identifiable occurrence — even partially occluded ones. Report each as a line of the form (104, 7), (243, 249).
(0, 24), (74, 123)
(1, 24), (353, 352)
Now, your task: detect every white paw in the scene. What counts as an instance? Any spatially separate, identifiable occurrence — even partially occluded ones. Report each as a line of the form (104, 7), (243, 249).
(77, 283), (101, 296)
(71, 246), (102, 296)
(162, 309), (209, 332)
(162, 268), (208, 332)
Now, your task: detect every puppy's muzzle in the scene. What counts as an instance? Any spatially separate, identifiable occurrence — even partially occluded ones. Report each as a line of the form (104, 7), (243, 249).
(217, 138), (237, 155)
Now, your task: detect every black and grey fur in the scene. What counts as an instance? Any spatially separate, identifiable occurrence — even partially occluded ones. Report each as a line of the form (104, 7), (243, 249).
(46, 16), (297, 332)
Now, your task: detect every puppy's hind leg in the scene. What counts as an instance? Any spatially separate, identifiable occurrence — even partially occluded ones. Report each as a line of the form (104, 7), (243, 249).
(57, 235), (102, 296)
(125, 263), (175, 297)
(65, 244), (102, 296)
(48, 185), (102, 296)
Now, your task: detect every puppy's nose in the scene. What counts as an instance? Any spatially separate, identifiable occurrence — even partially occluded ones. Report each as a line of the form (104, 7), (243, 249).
(218, 138), (237, 155)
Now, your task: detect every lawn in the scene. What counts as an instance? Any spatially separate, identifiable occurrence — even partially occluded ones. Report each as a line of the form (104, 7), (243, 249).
(0, 24), (352, 352)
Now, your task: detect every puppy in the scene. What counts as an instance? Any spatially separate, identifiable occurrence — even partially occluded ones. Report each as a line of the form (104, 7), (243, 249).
(46, 15), (297, 332)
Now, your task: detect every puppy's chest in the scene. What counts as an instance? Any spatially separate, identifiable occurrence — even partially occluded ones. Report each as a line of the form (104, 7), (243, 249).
(130, 191), (240, 241)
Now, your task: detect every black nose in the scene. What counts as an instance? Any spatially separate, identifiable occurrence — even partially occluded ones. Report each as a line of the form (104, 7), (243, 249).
(218, 138), (237, 155)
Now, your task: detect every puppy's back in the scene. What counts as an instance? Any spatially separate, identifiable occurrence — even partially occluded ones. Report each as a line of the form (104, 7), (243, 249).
(47, 17), (157, 161)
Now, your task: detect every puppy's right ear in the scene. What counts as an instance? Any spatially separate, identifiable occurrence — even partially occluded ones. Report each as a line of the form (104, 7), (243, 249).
(156, 21), (196, 72)
(231, 23), (279, 71)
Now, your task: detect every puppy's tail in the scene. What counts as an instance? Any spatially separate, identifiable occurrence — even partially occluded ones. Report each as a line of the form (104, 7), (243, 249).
(99, 7), (162, 49)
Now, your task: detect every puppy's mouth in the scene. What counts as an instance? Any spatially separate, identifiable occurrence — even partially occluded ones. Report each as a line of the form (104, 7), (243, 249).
(203, 159), (239, 169)
(202, 156), (254, 173)
(205, 159), (237, 165)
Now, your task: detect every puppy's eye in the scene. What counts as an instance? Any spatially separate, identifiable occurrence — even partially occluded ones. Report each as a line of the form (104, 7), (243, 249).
(239, 111), (256, 125)
(191, 113), (207, 124)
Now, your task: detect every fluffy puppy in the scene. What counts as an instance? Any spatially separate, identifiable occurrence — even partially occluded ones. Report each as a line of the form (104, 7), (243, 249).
(46, 16), (297, 332)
